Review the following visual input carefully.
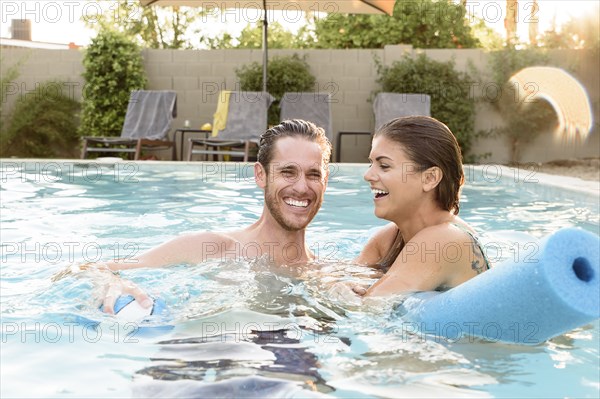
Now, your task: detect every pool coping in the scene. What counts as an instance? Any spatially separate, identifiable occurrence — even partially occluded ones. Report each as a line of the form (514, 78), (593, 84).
(467, 164), (599, 198)
(2, 159), (598, 198)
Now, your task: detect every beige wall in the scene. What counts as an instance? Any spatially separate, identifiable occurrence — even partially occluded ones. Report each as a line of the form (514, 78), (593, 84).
(2, 46), (598, 163)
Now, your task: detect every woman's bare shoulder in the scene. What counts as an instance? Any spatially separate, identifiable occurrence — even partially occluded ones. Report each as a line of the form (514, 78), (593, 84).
(413, 220), (475, 243)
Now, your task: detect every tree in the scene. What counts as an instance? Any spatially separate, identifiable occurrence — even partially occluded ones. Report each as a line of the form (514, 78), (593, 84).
(469, 16), (504, 50)
(207, 21), (315, 49)
(538, 5), (600, 50)
(504, 0), (518, 47)
(235, 22), (299, 49)
(528, 0), (539, 46)
(310, 0), (479, 49)
(86, 0), (201, 49)
(202, 33), (236, 50)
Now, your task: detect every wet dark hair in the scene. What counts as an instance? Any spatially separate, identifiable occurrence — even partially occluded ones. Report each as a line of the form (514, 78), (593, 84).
(257, 119), (332, 172)
(374, 116), (465, 272)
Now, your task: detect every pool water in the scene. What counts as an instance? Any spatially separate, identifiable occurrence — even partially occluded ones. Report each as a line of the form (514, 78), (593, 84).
(1, 161), (598, 398)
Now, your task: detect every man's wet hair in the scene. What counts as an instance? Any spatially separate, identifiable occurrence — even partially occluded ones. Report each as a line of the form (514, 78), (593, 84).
(257, 119), (332, 172)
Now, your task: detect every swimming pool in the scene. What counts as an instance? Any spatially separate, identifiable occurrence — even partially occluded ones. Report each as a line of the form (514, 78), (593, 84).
(1, 160), (598, 398)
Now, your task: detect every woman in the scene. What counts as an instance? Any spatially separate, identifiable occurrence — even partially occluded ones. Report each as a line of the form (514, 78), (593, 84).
(355, 116), (490, 296)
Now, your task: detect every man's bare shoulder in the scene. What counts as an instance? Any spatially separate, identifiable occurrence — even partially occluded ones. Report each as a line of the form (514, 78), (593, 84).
(175, 231), (239, 245)
(173, 231), (241, 251)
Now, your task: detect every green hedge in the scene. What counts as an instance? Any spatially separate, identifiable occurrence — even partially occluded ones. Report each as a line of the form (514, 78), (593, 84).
(79, 28), (146, 137)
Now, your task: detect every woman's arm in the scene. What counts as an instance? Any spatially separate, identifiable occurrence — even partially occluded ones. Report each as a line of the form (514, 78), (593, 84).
(364, 225), (470, 296)
(354, 223), (399, 265)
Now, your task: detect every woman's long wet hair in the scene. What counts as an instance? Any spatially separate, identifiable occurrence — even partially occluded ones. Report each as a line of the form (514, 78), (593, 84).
(374, 116), (465, 272)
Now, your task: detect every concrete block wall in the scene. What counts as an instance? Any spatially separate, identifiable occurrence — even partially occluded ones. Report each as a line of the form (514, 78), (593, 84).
(1, 48), (85, 119)
(1, 46), (598, 163)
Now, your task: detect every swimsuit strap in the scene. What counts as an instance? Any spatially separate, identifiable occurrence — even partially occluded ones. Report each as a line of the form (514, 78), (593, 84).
(450, 223), (491, 271)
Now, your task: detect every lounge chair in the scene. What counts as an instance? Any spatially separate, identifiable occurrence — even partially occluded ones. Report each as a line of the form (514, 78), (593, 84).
(186, 91), (274, 162)
(373, 92), (431, 129)
(280, 92), (333, 142)
(336, 93), (431, 162)
(81, 90), (177, 160)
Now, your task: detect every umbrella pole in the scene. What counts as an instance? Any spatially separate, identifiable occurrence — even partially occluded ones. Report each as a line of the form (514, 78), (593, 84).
(262, 0), (268, 92)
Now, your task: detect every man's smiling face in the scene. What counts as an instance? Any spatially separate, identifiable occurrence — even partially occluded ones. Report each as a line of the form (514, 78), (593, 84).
(262, 136), (328, 231)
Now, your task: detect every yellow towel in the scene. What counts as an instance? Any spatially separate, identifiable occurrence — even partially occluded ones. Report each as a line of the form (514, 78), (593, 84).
(212, 90), (231, 137)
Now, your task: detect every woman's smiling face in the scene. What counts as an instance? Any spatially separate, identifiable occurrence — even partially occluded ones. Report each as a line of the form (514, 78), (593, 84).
(364, 135), (425, 222)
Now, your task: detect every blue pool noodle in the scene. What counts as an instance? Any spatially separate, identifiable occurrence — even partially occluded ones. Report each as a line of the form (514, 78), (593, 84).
(404, 228), (600, 345)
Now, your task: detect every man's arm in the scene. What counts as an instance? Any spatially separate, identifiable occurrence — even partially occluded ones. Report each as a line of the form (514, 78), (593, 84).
(106, 232), (232, 271)
(56, 232), (234, 314)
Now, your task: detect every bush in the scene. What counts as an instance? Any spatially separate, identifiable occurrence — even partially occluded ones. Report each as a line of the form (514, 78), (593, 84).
(376, 53), (477, 157)
(79, 27), (146, 137)
(1, 81), (80, 158)
(236, 54), (316, 125)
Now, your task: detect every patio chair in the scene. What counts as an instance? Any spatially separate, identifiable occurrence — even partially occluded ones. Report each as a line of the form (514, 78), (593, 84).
(280, 92), (333, 142)
(81, 90), (177, 160)
(373, 92), (431, 130)
(336, 93), (431, 162)
(186, 91), (274, 162)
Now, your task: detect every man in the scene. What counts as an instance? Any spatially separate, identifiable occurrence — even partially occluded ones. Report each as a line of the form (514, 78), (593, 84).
(79, 119), (332, 313)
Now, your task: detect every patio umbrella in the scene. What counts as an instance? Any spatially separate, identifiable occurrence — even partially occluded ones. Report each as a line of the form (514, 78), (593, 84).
(140, 0), (396, 91)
